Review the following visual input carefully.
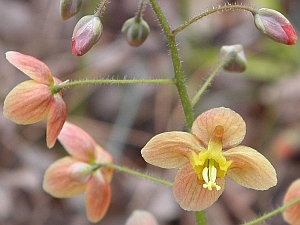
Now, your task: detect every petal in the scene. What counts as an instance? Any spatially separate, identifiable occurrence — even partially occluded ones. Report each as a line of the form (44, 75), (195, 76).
(224, 146), (277, 190)
(283, 179), (300, 225)
(6, 51), (53, 85)
(46, 94), (67, 148)
(85, 170), (111, 223)
(141, 132), (205, 169)
(57, 122), (96, 161)
(94, 145), (114, 182)
(173, 163), (225, 211)
(43, 157), (91, 198)
(3, 80), (52, 124)
(125, 210), (158, 225)
(192, 107), (246, 149)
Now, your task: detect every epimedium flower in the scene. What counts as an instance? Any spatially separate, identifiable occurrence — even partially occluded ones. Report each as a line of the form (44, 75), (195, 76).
(253, 8), (297, 45)
(283, 179), (300, 225)
(43, 122), (113, 223)
(3, 51), (67, 148)
(141, 107), (277, 211)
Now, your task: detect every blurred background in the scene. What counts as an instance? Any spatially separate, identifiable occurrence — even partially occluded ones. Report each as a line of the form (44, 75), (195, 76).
(0, 0), (300, 224)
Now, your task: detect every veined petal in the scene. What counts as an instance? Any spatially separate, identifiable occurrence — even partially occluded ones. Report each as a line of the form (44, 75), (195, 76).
(47, 94), (67, 148)
(3, 80), (52, 124)
(43, 157), (91, 198)
(58, 122), (96, 161)
(283, 179), (300, 225)
(173, 163), (225, 211)
(94, 145), (114, 182)
(141, 132), (205, 169)
(6, 51), (53, 85)
(224, 146), (277, 190)
(192, 107), (246, 149)
(85, 170), (111, 223)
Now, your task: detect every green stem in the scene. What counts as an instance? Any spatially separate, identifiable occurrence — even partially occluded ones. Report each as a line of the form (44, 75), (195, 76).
(100, 163), (173, 187)
(191, 52), (235, 106)
(195, 211), (207, 225)
(148, 0), (194, 129)
(242, 196), (300, 225)
(173, 4), (255, 35)
(53, 78), (175, 92)
(95, 0), (109, 17)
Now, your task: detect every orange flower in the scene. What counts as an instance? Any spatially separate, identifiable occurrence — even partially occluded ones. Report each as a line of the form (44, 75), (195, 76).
(43, 122), (113, 223)
(141, 107), (277, 211)
(3, 51), (67, 148)
(283, 179), (300, 225)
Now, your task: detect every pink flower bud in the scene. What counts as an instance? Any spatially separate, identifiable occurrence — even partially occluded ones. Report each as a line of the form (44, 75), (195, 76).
(254, 8), (297, 45)
(72, 15), (103, 56)
(60, 0), (82, 20)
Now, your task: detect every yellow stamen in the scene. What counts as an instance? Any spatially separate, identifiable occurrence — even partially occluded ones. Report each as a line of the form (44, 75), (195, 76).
(189, 125), (232, 191)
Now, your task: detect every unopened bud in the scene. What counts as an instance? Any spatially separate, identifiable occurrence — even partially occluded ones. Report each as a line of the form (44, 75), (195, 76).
(72, 15), (103, 56)
(121, 16), (150, 47)
(220, 44), (247, 73)
(283, 179), (300, 225)
(254, 8), (297, 45)
(60, 0), (82, 20)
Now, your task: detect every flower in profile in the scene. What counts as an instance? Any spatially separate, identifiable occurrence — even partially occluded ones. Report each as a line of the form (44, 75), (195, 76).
(253, 8), (297, 45)
(283, 179), (300, 225)
(141, 107), (277, 211)
(3, 51), (67, 148)
(125, 210), (158, 225)
(43, 122), (113, 223)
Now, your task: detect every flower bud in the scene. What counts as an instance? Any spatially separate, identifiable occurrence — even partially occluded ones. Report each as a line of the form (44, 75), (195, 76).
(121, 16), (150, 47)
(220, 44), (247, 73)
(254, 8), (297, 45)
(60, 0), (82, 20)
(72, 15), (103, 56)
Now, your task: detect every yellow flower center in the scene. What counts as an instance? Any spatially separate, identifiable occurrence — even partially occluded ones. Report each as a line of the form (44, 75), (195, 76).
(189, 125), (232, 191)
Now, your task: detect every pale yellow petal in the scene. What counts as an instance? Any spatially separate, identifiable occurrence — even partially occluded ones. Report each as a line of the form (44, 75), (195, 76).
(58, 122), (96, 162)
(125, 210), (158, 225)
(3, 80), (52, 124)
(47, 94), (67, 148)
(283, 179), (300, 225)
(192, 107), (246, 149)
(173, 163), (225, 211)
(43, 157), (90, 198)
(141, 132), (205, 169)
(224, 146), (277, 190)
(85, 170), (111, 223)
(6, 51), (53, 85)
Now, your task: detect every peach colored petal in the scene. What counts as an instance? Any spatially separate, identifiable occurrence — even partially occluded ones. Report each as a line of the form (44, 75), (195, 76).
(173, 163), (225, 211)
(192, 107), (246, 149)
(58, 122), (96, 161)
(85, 170), (111, 223)
(3, 80), (52, 124)
(94, 145), (114, 182)
(46, 95), (67, 148)
(283, 179), (300, 225)
(141, 132), (205, 169)
(43, 157), (90, 198)
(224, 146), (277, 190)
(6, 51), (53, 85)
(125, 210), (158, 225)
